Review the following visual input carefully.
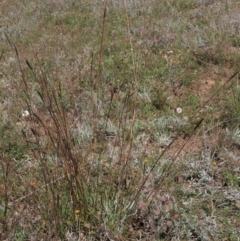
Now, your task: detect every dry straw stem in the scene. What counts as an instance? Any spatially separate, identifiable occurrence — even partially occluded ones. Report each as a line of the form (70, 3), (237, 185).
(97, 4), (107, 88)
(121, 0), (138, 170)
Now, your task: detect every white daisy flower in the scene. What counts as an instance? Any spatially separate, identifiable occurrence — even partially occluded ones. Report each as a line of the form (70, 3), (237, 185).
(22, 110), (30, 118)
(176, 107), (183, 114)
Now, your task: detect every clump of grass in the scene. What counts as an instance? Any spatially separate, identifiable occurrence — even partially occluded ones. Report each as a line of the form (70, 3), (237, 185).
(1, 0), (240, 240)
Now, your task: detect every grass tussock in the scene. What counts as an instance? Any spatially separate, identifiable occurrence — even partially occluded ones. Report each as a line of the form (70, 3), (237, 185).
(1, 0), (240, 240)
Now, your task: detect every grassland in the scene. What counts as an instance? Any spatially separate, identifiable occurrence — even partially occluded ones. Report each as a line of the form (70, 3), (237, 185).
(1, 0), (240, 240)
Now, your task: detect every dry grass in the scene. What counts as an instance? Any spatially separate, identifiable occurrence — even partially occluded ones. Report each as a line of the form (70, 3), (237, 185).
(1, 0), (240, 240)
